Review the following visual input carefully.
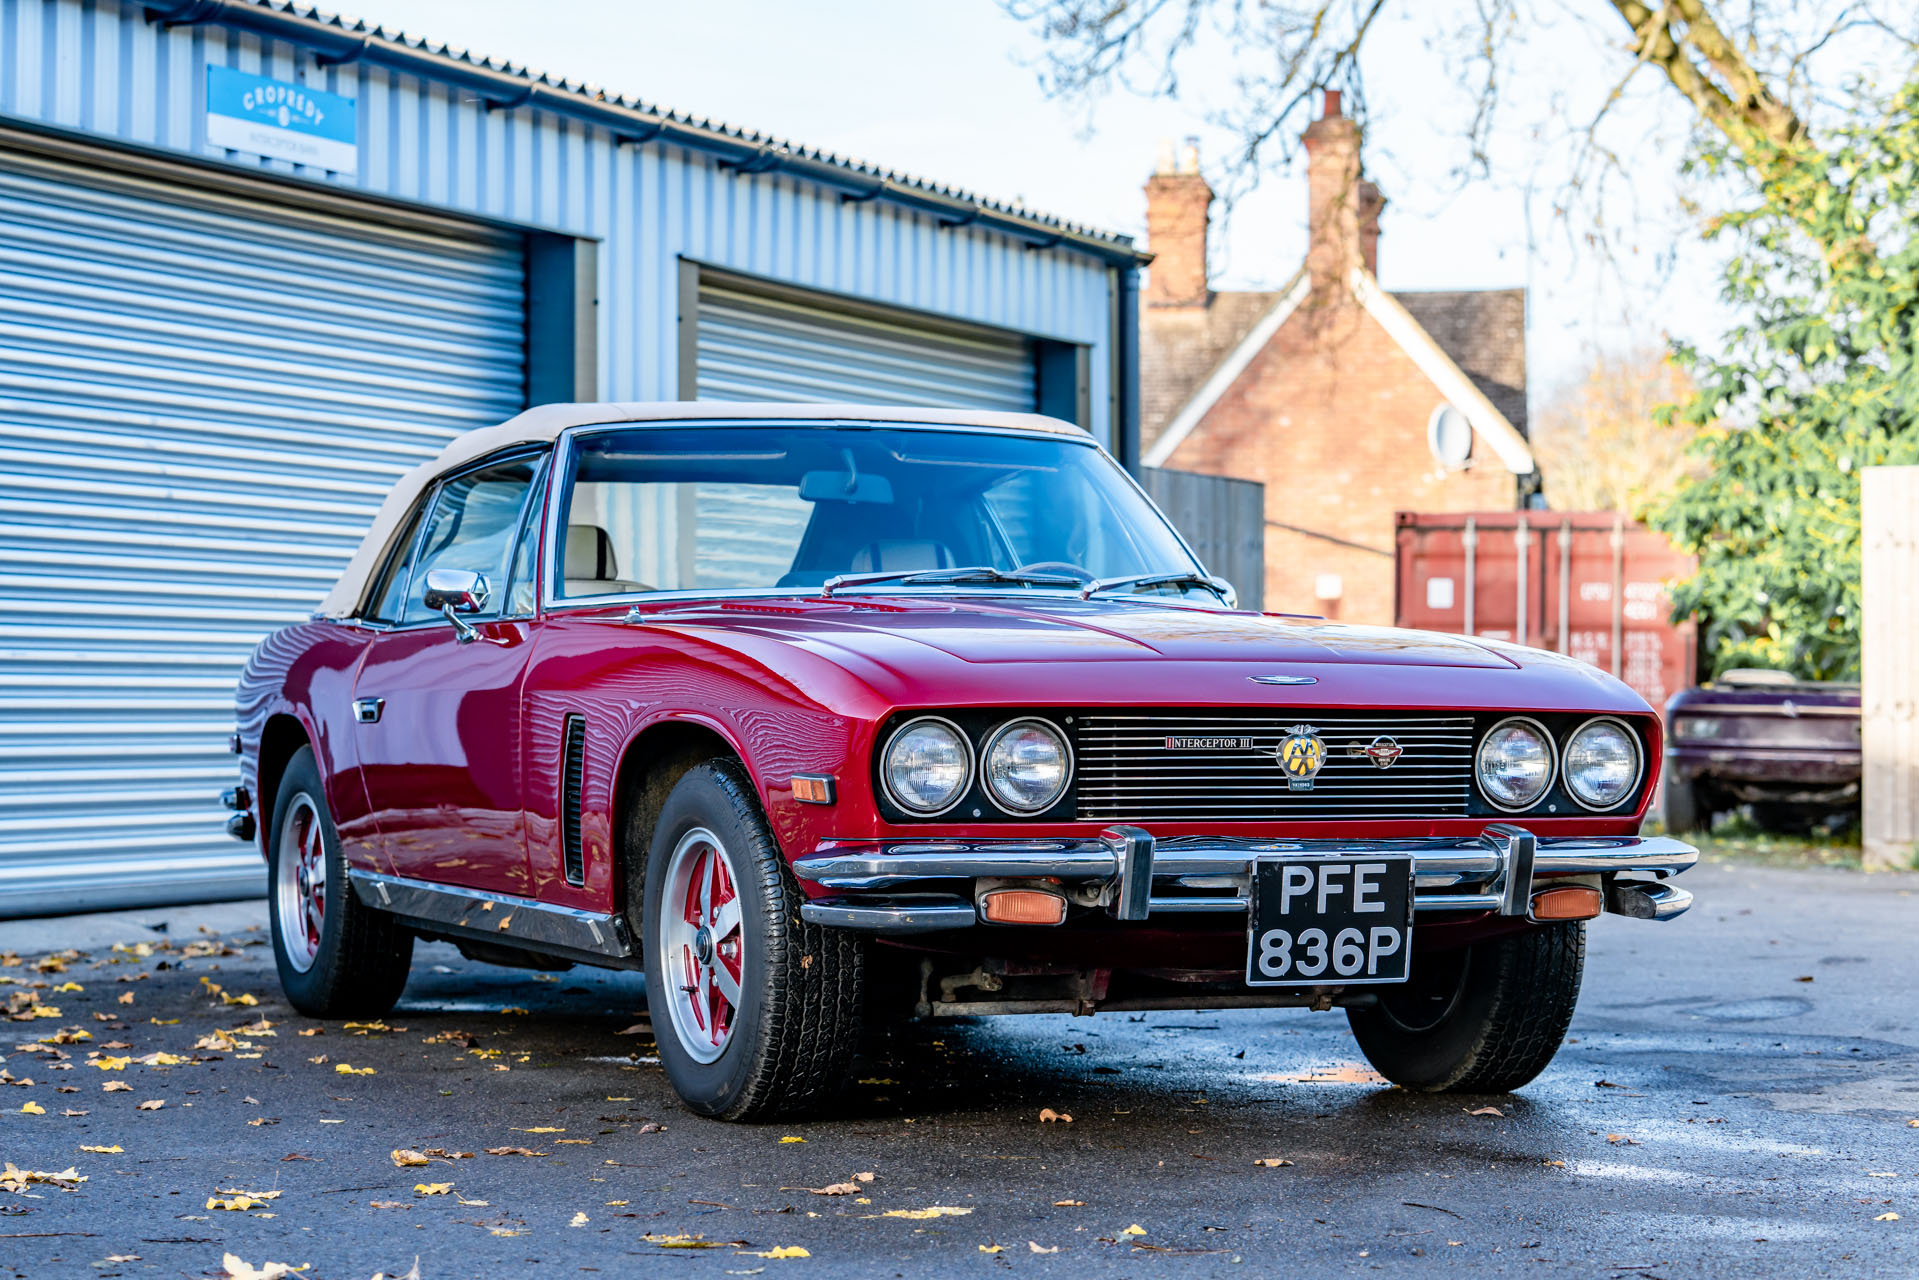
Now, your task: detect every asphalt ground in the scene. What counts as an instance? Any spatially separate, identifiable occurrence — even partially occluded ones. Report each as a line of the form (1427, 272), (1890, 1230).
(1, 859), (1915, 1280)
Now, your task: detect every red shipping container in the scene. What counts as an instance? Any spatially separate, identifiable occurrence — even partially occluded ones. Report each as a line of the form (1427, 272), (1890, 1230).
(1394, 511), (1698, 713)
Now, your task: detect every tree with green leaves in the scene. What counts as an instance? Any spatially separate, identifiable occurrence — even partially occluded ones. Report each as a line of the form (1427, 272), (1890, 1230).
(1001, 0), (1917, 678)
(1647, 77), (1919, 679)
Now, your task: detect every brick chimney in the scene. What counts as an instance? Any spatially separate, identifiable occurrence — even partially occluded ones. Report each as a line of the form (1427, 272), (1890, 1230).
(1143, 137), (1212, 308)
(1357, 178), (1385, 276)
(1302, 90), (1378, 292)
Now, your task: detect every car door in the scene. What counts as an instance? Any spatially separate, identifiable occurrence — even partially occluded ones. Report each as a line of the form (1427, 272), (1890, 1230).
(350, 450), (548, 896)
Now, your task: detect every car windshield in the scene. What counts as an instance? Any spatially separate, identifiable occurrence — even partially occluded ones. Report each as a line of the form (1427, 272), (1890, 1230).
(553, 423), (1214, 602)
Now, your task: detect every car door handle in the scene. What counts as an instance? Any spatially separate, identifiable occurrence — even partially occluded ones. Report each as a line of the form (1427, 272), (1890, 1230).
(353, 697), (385, 724)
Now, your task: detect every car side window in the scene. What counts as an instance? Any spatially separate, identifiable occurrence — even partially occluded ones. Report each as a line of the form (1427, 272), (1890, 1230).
(364, 503), (429, 624)
(399, 456), (542, 626)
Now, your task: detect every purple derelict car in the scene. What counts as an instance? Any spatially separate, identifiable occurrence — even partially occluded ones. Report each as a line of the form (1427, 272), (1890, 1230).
(1663, 669), (1861, 833)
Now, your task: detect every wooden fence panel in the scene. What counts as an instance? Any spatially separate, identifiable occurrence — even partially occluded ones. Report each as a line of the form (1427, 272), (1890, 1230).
(1863, 465), (1919, 871)
(1141, 467), (1267, 611)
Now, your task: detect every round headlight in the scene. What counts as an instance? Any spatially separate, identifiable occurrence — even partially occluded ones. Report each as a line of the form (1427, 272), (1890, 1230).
(1563, 717), (1642, 810)
(983, 718), (1072, 814)
(1476, 717), (1555, 811)
(882, 717), (973, 815)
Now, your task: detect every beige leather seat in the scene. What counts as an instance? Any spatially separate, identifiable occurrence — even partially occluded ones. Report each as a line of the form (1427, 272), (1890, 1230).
(564, 524), (651, 596)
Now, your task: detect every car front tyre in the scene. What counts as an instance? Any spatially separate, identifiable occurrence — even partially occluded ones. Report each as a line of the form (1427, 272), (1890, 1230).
(1346, 921), (1585, 1094)
(642, 760), (863, 1121)
(268, 746), (413, 1017)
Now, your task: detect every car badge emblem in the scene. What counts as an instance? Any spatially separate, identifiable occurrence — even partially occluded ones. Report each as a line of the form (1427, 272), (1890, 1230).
(1248, 674), (1318, 686)
(1274, 724), (1327, 792)
(1347, 735), (1404, 770)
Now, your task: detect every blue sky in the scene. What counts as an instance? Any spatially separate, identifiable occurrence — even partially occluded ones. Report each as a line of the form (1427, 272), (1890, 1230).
(354, 0), (1742, 399)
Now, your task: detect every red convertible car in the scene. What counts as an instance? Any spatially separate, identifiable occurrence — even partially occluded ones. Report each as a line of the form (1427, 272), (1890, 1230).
(229, 403), (1696, 1120)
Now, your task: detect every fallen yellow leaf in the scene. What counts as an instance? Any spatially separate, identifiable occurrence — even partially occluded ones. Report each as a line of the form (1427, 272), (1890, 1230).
(1253, 1158), (1294, 1168)
(979, 1244), (1004, 1253)
(89, 1056), (131, 1071)
(745, 1246), (810, 1259)
(54, 982), (82, 993)
(414, 1182), (453, 1195)
(137, 1099), (164, 1110)
(485, 1147), (545, 1157)
(102, 1081), (132, 1093)
(876, 1206), (973, 1220)
(18, 1101), (45, 1115)
(779, 1135), (805, 1143)
(1877, 1212), (1901, 1221)
(641, 1234), (743, 1249)
(515, 1126), (564, 1133)
(334, 1064), (375, 1076)
(116, 993), (134, 1006)
(570, 1211), (590, 1227)
(220, 1253), (306, 1280)
(0, 1163), (86, 1192)
(1054, 1199), (1084, 1207)
(207, 1190), (280, 1211)
(1121, 1224), (1146, 1236)
(391, 1149), (430, 1168)
(79, 1144), (122, 1154)
(1029, 1242), (1060, 1254)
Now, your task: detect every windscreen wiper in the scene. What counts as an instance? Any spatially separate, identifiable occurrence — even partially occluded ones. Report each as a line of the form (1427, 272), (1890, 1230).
(819, 565), (1084, 598)
(1079, 570), (1233, 602)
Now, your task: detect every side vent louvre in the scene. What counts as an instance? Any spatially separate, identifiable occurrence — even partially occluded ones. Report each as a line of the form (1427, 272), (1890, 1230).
(562, 714), (587, 886)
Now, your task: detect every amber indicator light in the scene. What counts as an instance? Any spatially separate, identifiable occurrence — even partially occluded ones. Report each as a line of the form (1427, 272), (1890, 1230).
(979, 889), (1068, 926)
(791, 774), (836, 805)
(1530, 884), (1603, 921)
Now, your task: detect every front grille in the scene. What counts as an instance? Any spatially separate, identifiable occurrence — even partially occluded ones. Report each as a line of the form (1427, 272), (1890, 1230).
(1074, 710), (1474, 822)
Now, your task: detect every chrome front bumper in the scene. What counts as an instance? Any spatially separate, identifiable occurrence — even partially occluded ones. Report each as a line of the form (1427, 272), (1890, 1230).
(793, 822), (1697, 934)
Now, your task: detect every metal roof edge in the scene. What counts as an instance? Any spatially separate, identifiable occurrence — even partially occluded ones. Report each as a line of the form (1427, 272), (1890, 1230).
(144, 0), (1149, 267)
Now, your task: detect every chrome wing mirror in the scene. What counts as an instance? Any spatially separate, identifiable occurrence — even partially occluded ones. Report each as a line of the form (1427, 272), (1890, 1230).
(421, 569), (505, 645)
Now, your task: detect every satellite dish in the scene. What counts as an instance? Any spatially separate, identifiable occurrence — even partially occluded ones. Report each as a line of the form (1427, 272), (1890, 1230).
(1428, 404), (1474, 470)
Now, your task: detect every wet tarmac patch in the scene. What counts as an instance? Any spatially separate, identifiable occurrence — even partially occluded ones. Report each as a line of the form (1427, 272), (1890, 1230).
(1694, 996), (1813, 1021)
(1253, 1063), (1388, 1085)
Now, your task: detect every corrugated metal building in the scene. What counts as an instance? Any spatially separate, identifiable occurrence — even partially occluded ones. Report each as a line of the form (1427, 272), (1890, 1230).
(0, 0), (1147, 917)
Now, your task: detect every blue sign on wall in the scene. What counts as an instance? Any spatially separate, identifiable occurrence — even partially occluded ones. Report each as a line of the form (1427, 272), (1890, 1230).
(205, 66), (357, 175)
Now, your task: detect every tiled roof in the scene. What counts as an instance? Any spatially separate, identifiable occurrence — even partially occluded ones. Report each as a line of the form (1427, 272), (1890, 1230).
(1139, 289), (1286, 453)
(1140, 283), (1528, 451)
(1392, 289), (1528, 436)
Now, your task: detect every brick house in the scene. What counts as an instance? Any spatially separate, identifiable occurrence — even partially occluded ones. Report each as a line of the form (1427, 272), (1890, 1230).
(1141, 92), (1535, 625)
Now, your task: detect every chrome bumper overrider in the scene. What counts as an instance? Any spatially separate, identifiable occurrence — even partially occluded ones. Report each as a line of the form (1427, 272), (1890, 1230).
(793, 823), (1697, 934)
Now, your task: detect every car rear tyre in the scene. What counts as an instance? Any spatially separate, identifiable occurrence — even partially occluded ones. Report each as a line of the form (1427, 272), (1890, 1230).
(268, 746), (414, 1018)
(1347, 921), (1585, 1093)
(1662, 778), (1710, 834)
(642, 759), (864, 1121)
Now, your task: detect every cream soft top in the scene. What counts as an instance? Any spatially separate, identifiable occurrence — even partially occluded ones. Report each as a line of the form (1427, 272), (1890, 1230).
(315, 401), (1090, 618)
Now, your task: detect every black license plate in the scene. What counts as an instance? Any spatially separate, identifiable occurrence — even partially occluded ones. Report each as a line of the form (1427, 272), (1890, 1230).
(1245, 856), (1414, 986)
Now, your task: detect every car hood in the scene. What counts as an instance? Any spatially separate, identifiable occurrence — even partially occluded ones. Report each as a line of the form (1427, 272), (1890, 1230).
(596, 595), (1651, 715)
(633, 596), (1513, 667)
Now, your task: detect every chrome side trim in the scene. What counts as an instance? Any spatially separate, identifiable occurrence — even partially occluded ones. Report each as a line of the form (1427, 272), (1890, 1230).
(798, 896), (977, 933)
(348, 870), (636, 966)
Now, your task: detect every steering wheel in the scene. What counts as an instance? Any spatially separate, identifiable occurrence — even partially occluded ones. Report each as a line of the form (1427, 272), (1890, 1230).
(1013, 561), (1093, 583)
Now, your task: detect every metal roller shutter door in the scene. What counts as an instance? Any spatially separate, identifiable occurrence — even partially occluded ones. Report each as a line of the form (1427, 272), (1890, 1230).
(696, 281), (1037, 410)
(0, 148), (527, 918)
